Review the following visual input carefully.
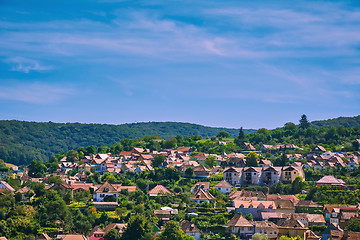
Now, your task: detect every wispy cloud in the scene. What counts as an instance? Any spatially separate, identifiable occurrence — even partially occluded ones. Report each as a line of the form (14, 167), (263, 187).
(6, 57), (52, 73)
(0, 82), (74, 104)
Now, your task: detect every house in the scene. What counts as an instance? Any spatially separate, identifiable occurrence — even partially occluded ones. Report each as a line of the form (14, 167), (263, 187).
(313, 145), (326, 152)
(0, 237), (8, 240)
(190, 182), (210, 193)
(229, 190), (266, 201)
(316, 176), (346, 190)
(214, 180), (233, 194)
(295, 200), (322, 214)
(88, 226), (105, 240)
(243, 142), (256, 151)
(0, 181), (15, 192)
(266, 194), (300, 205)
(15, 186), (34, 201)
(180, 220), (201, 240)
(223, 166), (303, 187)
(273, 199), (296, 214)
(154, 210), (172, 222)
(60, 235), (87, 240)
(259, 159), (272, 167)
(37, 233), (51, 240)
(281, 166), (305, 184)
(93, 181), (118, 202)
(347, 157), (359, 170)
(232, 200), (276, 219)
(227, 153), (247, 167)
(330, 230), (360, 240)
(148, 185), (173, 197)
(277, 215), (308, 239)
(193, 165), (210, 178)
(322, 223), (343, 240)
(262, 166), (282, 186)
(104, 223), (127, 235)
(254, 221), (279, 239)
(225, 214), (254, 238)
(131, 148), (144, 154)
(71, 183), (94, 194)
(191, 188), (215, 205)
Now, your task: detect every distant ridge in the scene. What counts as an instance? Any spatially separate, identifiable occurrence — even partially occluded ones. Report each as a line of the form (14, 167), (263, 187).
(311, 115), (360, 128)
(0, 120), (255, 165)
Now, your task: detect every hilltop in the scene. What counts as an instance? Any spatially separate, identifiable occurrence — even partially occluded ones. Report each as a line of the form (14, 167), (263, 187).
(0, 120), (255, 165)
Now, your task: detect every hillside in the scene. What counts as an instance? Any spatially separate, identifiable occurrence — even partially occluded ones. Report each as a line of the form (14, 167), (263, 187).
(311, 115), (360, 128)
(0, 120), (255, 165)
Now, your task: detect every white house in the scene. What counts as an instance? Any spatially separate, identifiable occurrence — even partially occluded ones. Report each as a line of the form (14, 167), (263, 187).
(93, 181), (118, 202)
(180, 220), (201, 240)
(214, 180), (233, 194)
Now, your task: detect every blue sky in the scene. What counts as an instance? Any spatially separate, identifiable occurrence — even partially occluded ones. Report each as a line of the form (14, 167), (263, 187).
(0, 0), (359, 129)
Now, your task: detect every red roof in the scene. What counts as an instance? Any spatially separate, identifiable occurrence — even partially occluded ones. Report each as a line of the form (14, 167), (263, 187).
(148, 185), (173, 196)
(317, 176), (346, 185)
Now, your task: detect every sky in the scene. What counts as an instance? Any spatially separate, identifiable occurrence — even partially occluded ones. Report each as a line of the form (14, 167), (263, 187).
(0, 0), (359, 129)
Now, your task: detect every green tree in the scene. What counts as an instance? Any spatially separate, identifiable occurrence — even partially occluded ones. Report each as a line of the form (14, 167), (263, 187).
(151, 154), (166, 168)
(216, 131), (230, 139)
(284, 122), (297, 131)
(121, 214), (154, 240)
(291, 176), (304, 194)
(246, 152), (259, 167)
(164, 137), (177, 149)
(98, 145), (109, 154)
(86, 145), (96, 155)
(28, 160), (47, 178)
(66, 150), (79, 162)
(185, 167), (194, 178)
(251, 233), (270, 240)
(104, 228), (122, 240)
(159, 221), (194, 240)
(205, 155), (217, 168)
(244, 213), (253, 221)
(299, 114), (310, 129)
(347, 218), (360, 232)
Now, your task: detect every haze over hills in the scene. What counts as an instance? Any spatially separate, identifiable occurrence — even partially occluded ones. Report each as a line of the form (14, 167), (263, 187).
(0, 115), (359, 166)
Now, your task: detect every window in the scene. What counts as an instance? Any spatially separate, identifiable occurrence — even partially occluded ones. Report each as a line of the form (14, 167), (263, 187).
(100, 194), (105, 198)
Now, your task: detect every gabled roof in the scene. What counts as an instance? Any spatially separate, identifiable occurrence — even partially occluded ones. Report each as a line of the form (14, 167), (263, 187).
(317, 176), (346, 185)
(254, 221), (278, 229)
(177, 146), (191, 152)
(296, 200), (322, 208)
(180, 220), (200, 233)
(16, 186), (32, 194)
(232, 200), (276, 209)
(0, 181), (15, 192)
(148, 185), (173, 196)
(88, 226), (105, 237)
(191, 188), (215, 201)
(278, 216), (307, 229)
(226, 214), (253, 227)
(104, 223), (127, 234)
(191, 182), (210, 191)
(61, 235), (87, 240)
(214, 180), (233, 188)
(95, 181), (118, 193)
(266, 194), (299, 204)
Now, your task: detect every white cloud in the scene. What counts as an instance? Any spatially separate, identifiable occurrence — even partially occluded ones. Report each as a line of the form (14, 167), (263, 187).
(6, 57), (52, 73)
(0, 82), (74, 104)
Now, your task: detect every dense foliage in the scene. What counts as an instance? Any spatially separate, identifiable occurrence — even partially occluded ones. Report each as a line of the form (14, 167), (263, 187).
(0, 120), (254, 165)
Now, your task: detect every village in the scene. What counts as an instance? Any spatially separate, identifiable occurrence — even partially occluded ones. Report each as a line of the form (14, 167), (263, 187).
(1, 139), (360, 240)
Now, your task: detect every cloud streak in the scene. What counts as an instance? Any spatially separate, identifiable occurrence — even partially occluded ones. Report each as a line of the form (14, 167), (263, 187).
(0, 82), (74, 104)
(6, 57), (52, 73)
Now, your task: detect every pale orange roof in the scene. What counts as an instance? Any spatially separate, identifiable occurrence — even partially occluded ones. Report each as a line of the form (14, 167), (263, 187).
(148, 185), (173, 196)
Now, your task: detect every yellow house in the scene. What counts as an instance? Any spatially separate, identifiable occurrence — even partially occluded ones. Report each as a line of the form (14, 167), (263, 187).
(281, 166), (305, 184)
(278, 215), (308, 239)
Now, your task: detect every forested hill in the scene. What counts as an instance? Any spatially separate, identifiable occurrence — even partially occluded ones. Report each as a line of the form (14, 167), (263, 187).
(0, 120), (254, 165)
(311, 115), (360, 128)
